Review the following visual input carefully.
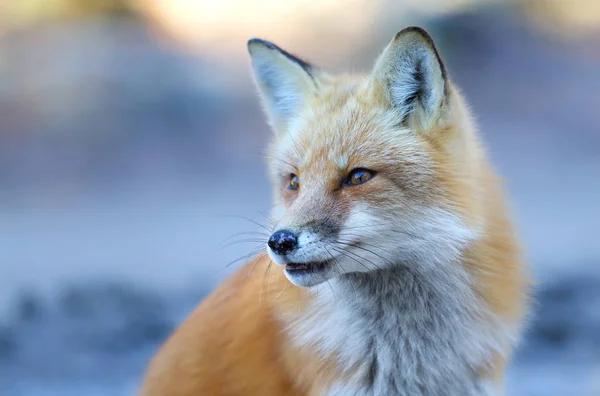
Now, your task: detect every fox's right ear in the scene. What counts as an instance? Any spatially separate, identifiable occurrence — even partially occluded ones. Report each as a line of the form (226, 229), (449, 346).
(248, 39), (319, 134)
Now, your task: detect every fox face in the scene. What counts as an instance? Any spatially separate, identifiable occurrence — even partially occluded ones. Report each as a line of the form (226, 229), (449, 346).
(249, 28), (480, 287)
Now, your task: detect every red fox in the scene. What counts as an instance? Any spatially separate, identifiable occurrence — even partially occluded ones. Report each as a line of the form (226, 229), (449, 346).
(140, 27), (529, 396)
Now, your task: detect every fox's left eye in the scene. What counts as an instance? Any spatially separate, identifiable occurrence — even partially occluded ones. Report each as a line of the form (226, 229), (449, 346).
(288, 174), (300, 190)
(343, 168), (376, 186)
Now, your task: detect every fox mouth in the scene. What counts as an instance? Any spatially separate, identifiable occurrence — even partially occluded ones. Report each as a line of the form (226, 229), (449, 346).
(285, 260), (333, 275)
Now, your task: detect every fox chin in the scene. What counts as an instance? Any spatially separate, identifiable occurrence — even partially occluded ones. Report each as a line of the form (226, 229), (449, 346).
(140, 26), (530, 396)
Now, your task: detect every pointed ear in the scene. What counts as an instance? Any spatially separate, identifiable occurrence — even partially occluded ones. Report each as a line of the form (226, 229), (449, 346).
(372, 27), (449, 130)
(247, 39), (319, 134)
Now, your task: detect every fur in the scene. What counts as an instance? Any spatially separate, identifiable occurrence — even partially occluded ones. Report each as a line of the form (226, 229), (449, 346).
(139, 27), (530, 396)
(284, 251), (512, 396)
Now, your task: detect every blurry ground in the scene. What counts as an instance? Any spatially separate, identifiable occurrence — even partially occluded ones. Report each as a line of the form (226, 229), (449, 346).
(1, 4), (599, 395)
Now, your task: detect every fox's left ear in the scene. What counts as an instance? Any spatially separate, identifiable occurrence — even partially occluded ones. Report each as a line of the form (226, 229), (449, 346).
(248, 39), (320, 134)
(371, 27), (450, 131)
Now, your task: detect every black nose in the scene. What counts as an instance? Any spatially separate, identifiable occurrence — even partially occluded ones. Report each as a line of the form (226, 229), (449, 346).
(268, 230), (298, 255)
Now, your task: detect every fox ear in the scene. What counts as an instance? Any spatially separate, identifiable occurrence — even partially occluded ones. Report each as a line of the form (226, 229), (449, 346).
(372, 27), (449, 130)
(248, 39), (319, 133)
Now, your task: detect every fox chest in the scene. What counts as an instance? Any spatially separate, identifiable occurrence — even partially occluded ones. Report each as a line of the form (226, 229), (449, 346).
(283, 278), (500, 396)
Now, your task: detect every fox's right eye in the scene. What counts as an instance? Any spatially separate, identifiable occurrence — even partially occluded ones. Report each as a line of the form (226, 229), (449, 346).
(288, 174), (299, 190)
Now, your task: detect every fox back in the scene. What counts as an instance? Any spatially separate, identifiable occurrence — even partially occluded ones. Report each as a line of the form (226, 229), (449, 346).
(140, 27), (529, 396)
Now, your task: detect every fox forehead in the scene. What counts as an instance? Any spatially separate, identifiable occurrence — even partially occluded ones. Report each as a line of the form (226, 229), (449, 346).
(272, 78), (432, 177)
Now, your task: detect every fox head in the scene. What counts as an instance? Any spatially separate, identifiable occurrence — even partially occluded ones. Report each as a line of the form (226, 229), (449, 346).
(248, 27), (484, 287)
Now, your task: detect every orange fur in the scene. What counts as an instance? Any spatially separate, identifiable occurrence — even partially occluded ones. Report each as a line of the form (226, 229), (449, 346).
(141, 256), (345, 395)
(140, 27), (529, 395)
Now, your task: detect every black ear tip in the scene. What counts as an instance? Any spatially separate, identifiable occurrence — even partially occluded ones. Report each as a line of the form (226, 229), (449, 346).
(398, 26), (430, 35)
(393, 26), (446, 80)
(394, 26), (436, 47)
(246, 38), (314, 74)
(247, 38), (261, 47)
(247, 38), (276, 51)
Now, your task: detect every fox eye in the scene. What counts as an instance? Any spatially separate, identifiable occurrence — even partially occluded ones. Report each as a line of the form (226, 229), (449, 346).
(344, 168), (375, 186)
(288, 174), (299, 190)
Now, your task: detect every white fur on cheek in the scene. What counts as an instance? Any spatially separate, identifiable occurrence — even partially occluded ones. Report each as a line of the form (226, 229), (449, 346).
(337, 204), (480, 276)
(334, 205), (384, 273)
(339, 204), (381, 245)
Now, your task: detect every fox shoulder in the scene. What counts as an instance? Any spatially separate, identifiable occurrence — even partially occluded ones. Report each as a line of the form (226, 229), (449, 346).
(139, 256), (310, 395)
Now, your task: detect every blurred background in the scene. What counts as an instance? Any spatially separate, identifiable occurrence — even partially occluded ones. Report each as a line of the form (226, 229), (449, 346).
(1, 0), (599, 394)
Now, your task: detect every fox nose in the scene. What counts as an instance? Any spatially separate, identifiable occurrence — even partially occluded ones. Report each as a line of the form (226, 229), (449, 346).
(267, 230), (298, 255)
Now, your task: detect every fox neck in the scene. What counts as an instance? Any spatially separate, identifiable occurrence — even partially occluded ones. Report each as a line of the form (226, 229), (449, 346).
(278, 256), (508, 396)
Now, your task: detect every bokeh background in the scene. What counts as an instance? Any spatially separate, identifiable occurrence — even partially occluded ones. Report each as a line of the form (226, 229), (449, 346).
(1, 0), (599, 395)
